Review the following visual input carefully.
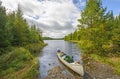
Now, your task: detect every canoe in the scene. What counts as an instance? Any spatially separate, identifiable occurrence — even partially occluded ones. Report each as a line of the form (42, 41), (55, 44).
(57, 52), (84, 76)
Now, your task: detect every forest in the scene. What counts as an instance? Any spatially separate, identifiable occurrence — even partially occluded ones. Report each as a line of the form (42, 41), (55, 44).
(0, 1), (45, 79)
(64, 0), (120, 74)
(0, 0), (120, 78)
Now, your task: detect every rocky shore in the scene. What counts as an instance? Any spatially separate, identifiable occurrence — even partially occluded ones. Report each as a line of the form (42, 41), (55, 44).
(41, 55), (120, 79)
(43, 66), (82, 79)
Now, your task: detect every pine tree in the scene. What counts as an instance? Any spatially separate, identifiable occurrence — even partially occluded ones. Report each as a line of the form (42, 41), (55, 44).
(78, 0), (106, 28)
(0, 2), (9, 48)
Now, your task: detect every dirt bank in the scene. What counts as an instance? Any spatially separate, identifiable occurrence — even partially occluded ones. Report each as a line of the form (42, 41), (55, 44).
(82, 55), (120, 79)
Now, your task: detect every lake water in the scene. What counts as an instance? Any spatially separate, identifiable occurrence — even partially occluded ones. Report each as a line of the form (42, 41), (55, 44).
(39, 40), (83, 78)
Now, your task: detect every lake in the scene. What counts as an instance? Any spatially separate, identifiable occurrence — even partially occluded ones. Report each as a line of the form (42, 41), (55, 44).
(39, 40), (83, 78)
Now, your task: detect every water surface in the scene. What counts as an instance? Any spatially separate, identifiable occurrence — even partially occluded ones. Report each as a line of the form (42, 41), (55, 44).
(39, 40), (82, 78)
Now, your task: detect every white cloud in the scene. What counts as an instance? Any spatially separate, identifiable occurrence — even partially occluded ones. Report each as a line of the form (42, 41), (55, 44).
(1, 0), (84, 38)
(1, 0), (19, 13)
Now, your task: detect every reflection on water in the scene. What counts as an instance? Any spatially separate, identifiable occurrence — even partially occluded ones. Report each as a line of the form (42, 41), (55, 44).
(39, 40), (83, 78)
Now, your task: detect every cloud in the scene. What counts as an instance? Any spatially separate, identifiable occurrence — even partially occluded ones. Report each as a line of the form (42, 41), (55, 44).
(1, 0), (84, 38)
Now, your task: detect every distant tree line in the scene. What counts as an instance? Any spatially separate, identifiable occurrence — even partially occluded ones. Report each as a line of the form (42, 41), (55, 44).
(43, 37), (63, 40)
(64, 0), (120, 56)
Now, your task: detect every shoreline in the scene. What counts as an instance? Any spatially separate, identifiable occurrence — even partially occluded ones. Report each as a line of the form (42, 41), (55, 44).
(82, 54), (120, 79)
(43, 66), (83, 79)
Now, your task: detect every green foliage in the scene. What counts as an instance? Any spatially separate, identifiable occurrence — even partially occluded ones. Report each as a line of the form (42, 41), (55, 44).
(0, 1), (44, 48)
(0, 2), (12, 50)
(0, 1), (44, 53)
(25, 42), (45, 55)
(0, 1), (45, 79)
(64, 0), (120, 75)
(64, 0), (120, 56)
(78, 40), (94, 54)
(78, 0), (106, 28)
(0, 47), (40, 79)
(28, 25), (43, 44)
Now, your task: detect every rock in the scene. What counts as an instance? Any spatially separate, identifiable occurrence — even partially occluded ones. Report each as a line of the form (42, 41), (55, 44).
(44, 66), (82, 79)
(52, 75), (55, 78)
(62, 70), (67, 75)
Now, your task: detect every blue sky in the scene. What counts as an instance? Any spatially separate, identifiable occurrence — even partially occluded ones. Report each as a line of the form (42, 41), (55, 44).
(73, 0), (120, 16)
(1, 0), (120, 38)
(102, 0), (120, 16)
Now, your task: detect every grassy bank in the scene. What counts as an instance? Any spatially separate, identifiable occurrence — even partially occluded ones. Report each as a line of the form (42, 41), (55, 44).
(0, 42), (46, 79)
(0, 3), (47, 79)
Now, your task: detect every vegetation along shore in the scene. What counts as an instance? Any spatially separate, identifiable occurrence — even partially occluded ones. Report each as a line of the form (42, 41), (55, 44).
(0, 1), (46, 79)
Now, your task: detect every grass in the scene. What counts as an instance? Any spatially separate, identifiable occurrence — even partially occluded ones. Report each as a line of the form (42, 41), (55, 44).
(0, 47), (39, 79)
(0, 41), (47, 79)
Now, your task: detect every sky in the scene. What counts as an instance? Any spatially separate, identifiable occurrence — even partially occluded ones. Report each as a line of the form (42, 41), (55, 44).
(102, 0), (120, 16)
(1, 0), (120, 38)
